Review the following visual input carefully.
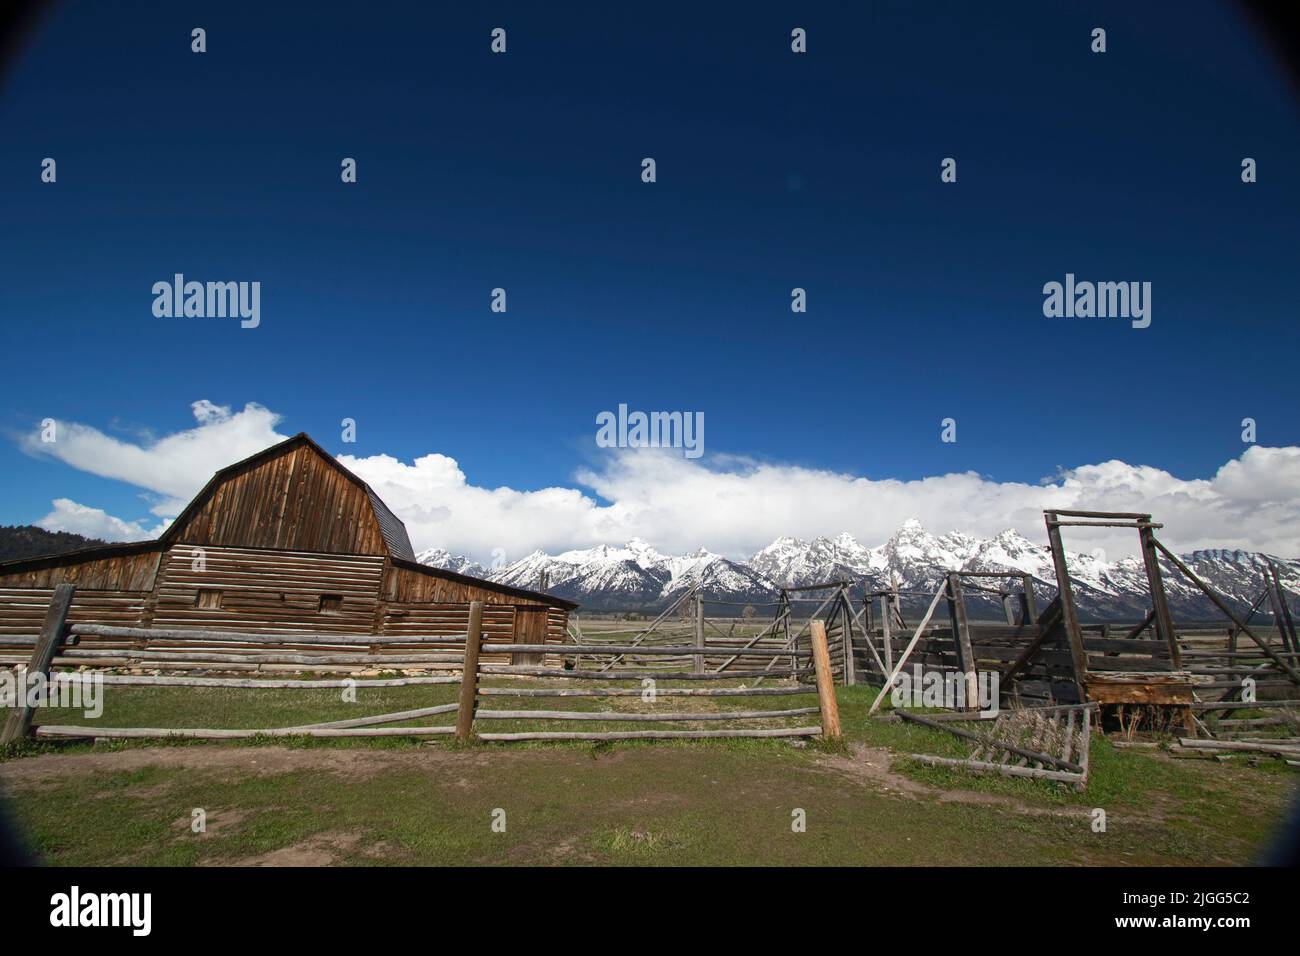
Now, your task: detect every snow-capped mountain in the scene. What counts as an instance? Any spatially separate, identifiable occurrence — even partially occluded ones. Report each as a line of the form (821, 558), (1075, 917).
(481, 538), (776, 609)
(413, 547), (488, 579)
(417, 521), (1300, 620)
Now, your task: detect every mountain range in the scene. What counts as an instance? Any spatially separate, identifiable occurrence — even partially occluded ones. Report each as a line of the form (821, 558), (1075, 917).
(417, 519), (1300, 622)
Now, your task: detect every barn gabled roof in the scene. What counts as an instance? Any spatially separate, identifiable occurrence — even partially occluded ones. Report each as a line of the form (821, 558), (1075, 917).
(159, 433), (416, 561)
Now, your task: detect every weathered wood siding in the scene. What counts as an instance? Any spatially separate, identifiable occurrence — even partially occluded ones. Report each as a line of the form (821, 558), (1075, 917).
(169, 443), (388, 556)
(382, 563), (551, 606)
(0, 588), (150, 640)
(0, 550), (160, 592)
(381, 565), (568, 662)
(147, 544), (385, 635)
(0, 551), (160, 642)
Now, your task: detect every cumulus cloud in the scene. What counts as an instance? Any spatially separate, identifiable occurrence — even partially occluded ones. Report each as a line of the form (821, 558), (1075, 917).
(16, 401), (1300, 562)
(20, 401), (288, 516)
(343, 444), (1300, 564)
(36, 499), (169, 543)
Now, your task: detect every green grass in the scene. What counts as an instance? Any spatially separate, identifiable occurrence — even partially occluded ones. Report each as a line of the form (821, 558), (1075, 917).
(1, 681), (1295, 866)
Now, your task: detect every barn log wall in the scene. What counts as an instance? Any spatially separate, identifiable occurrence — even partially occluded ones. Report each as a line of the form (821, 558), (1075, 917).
(151, 545), (385, 635)
(0, 548), (569, 669)
(0, 587), (150, 640)
(0, 435), (572, 669)
(0, 550), (161, 641)
(381, 562), (566, 665)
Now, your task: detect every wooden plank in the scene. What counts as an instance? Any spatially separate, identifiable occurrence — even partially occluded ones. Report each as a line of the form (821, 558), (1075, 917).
(1155, 541), (1300, 685)
(35, 724), (456, 740)
(39, 673), (458, 689)
(909, 754), (1085, 784)
(488, 642), (805, 658)
(1021, 575), (1038, 624)
(476, 686), (814, 698)
(1084, 675), (1195, 705)
(897, 709), (1085, 774)
(1266, 562), (1298, 656)
(1044, 512), (1088, 695)
(1272, 560), (1299, 652)
(476, 726), (823, 742)
(868, 581), (948, 715)
(880, 592), (894, 676)
(839, 587), (856, 686)
(473, 707), (821, 722)
(1, 583), (76, 745)
(480, 665), (813, 680)
(1139, 524), (1182, 668)
(694, 591), (705, 675)
(291, 703), (460, 730)
(70, 623), (458, 645)
(999, 595), (1063, 687)
(946, 573), (978, 710)
(455, 601), (483, 742)
(809, 620), (841, 741)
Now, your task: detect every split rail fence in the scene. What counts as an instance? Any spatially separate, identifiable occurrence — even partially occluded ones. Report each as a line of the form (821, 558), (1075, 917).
(0, 588), (841, 747)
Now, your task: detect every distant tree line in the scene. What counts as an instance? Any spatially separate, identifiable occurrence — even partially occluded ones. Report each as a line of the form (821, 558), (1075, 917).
(0, 525), (106, 562)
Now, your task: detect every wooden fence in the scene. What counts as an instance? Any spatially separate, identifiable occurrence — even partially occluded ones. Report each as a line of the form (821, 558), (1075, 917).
(1, 589), (841, 746)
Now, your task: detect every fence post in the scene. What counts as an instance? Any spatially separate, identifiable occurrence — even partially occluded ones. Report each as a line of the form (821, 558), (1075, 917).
(839, 585), (856, 686)
(880, 593), (893, 678)
(946, 572), (979, 712)
(455, 601), (484, 743)
(693, 591), (705, 675)
(809, 620), (842, 742)
(2, 583), (76, 746)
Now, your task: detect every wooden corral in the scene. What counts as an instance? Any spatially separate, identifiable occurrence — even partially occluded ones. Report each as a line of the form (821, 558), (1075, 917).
(854, 510), (1300, 752)
(0, 434), (575, 670)
(3, 593), (840, 747)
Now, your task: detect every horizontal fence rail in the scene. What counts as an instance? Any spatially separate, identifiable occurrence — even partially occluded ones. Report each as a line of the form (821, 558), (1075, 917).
(2, 590), (842, 747)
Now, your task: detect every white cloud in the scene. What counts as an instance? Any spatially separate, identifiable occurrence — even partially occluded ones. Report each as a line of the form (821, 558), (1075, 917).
(36, 499), (169, 543)
(343, 444), (1300, 564)
(17, 401), (1300, 562)
(20, 401), (288, 516)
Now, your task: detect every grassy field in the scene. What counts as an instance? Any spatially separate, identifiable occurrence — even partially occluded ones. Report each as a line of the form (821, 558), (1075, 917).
(0, 681), (1295, 866)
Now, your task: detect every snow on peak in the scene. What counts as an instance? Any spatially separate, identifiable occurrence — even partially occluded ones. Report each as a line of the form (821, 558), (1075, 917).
(421, 523), (1297, 619)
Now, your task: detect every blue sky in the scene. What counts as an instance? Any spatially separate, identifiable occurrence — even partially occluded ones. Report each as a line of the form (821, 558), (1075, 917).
(1, 1), (1298, 560)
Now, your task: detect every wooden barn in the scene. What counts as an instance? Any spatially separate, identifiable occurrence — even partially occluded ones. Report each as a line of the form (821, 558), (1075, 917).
(0, 434), (575, 664)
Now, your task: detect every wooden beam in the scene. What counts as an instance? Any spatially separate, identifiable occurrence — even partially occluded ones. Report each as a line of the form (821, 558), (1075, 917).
(37, 725), (457, 740)
(1044, 511), (1088, 696)
(1, 583), (75, 745)
(693, 591), (705, 675)
(1155, 540), (1300, 685)
(1266, 560), (1298, 655)
(473, 707), (820, 722)
(1021, 574), (1038, 624)
(868, 581), (948, 715)
(597, 584), (695, 672)
(809, 620), (841, 741)
(897, 710), (1084, 774)
(839, 586), (857, 686)
(1139, 523), (1181, 669)
(454, 601), (483, 742)
(475, 727), (823, 742)
(1000, 594), (1063, 686)
(909, 754), (1084, 784)
(946, 573), (978, 710)
(880, 592), (894, 676)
